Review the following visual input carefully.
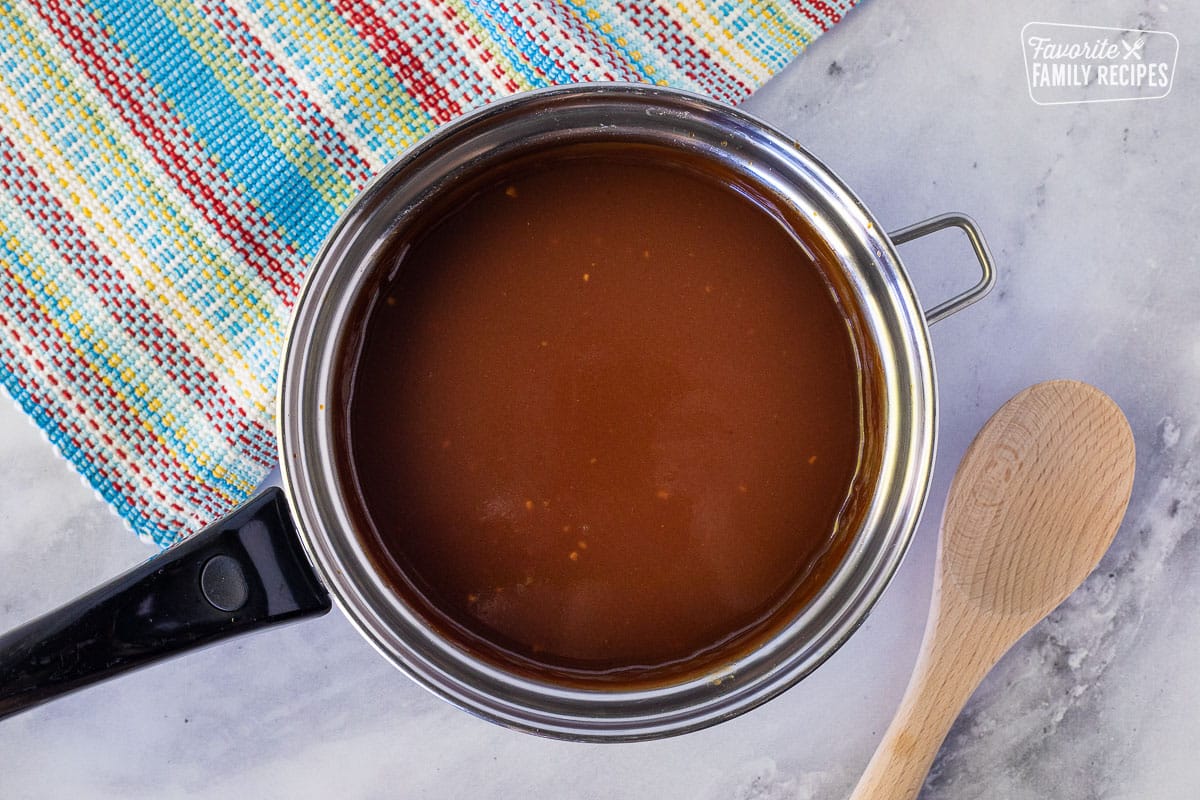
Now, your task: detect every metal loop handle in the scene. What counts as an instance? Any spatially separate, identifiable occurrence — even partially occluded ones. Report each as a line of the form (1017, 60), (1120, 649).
(888, 213), (997, 325)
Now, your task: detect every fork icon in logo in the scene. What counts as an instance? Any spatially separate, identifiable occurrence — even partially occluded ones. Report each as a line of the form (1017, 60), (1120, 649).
(1122, 37), (1146, 60)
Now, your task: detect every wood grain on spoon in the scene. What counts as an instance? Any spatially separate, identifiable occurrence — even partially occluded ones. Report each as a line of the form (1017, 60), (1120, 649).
(848, 380), (1136, 800)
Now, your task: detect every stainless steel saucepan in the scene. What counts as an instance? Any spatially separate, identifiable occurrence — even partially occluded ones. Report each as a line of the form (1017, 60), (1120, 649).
(0, 84), (994, 741)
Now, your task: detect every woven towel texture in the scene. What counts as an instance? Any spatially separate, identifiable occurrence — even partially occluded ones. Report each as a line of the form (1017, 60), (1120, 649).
(0, 0), (856, 546)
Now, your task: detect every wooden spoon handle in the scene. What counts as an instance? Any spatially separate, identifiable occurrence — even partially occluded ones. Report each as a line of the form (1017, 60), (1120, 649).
(847, 601), (997, 800)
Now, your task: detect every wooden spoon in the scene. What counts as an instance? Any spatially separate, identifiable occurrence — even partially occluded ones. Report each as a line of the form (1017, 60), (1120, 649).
(848, 380), (1136, 800)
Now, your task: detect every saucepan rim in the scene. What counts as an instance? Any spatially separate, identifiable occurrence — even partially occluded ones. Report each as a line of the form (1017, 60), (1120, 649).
(278, 83), (938, 741)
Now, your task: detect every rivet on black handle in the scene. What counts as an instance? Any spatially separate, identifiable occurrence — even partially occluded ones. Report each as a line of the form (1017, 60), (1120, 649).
(0, 487), (330, 721)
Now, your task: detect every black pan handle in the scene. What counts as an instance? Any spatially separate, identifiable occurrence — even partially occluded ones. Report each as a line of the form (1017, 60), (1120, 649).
(0, 487), (330, 720)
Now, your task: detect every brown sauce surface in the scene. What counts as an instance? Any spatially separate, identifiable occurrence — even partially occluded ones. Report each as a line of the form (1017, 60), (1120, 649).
(340, 145), (872, 683)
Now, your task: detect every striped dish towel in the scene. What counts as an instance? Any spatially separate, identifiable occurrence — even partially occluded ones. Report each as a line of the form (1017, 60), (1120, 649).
(0, 0), (857, 546)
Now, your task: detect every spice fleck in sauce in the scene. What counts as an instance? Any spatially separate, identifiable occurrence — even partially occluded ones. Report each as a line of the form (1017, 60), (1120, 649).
(341, 145), (874, 685)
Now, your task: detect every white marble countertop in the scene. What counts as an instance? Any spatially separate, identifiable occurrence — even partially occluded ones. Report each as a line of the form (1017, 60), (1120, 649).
(2, 1), (1197, 797)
